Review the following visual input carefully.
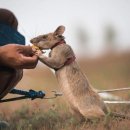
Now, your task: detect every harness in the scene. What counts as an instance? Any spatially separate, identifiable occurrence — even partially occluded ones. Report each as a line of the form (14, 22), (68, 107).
(51, 40), (76, 71)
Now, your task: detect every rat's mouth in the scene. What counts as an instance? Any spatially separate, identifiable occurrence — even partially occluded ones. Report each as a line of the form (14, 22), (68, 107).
(36, 44), (50, 50)
(32, 45), (46, 54)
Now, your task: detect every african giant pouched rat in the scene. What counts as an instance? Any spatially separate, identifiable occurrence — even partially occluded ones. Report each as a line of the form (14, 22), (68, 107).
(30, 26), (108, 120)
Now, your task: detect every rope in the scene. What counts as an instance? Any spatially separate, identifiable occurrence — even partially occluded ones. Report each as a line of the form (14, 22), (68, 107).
(1, 86), (130, 103)
(0, 89), (45, 103)
(104, 101), (130, 104)
(98, 87), (130, 93)
(0, 96), (29, 103)
(43, 91), (62, 99)
(0, 89), (62, 103)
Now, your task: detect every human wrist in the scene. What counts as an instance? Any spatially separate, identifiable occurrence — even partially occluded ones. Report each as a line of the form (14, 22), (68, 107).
(0, 46), (4, 66)
(0, 46), (8, 66)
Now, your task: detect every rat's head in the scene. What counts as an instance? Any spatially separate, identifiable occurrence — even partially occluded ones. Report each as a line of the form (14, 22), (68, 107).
(30, 25), (65, 50)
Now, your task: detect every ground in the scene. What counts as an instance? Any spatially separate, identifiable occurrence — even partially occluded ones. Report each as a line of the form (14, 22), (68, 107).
(0, 51), (130, 130)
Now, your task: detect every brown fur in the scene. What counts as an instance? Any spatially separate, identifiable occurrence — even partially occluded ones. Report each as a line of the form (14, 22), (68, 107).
(30, 26), (108, 120)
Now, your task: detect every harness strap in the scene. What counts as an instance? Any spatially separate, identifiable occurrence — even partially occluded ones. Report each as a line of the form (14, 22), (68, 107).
(54, 55), (76, 71)
(51, 39), (66, 50)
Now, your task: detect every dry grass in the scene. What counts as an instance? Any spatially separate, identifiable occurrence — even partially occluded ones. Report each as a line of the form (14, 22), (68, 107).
(0, 51), (130, 130)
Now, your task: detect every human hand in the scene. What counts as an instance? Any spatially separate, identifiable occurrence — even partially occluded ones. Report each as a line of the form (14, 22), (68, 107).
(0, 44), (38, 69)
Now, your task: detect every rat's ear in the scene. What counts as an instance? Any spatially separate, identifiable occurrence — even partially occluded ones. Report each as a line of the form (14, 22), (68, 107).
(54, 25), (65, 35)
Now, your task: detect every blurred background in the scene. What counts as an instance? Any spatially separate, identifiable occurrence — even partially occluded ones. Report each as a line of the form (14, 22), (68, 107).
(0, 0), (130, 128)
(0, 0), (130, 57)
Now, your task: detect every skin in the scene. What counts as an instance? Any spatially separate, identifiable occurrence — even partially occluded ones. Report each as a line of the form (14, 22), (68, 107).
(31, 26), (108, 120)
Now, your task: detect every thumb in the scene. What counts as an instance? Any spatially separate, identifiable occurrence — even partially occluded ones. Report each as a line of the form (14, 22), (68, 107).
(20, 45), (34, 56)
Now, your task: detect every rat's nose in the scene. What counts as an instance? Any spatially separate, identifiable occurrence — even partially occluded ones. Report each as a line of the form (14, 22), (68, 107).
(30, 39), (34, 43)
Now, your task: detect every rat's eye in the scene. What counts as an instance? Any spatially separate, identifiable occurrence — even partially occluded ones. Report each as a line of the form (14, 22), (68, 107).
(56, 35), (65, 39)
(42, 35), (48, 39)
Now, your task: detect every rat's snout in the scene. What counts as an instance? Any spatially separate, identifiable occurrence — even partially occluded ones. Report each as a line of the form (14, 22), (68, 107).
(30, 39), (34, 43)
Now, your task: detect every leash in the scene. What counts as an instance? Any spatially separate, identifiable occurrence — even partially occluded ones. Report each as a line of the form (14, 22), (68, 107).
(0, 88), (62, 103)
(98, 87), (130, 93)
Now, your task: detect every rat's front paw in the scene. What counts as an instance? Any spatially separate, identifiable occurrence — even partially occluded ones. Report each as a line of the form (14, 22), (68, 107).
(35, 50), (43, 56)
(31, 45), (45, 56)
